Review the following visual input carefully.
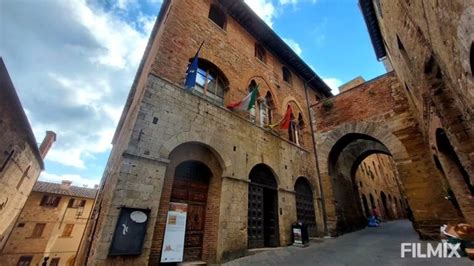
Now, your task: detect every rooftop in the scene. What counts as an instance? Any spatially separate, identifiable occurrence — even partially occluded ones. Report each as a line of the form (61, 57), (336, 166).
(33, 181), (97, 199)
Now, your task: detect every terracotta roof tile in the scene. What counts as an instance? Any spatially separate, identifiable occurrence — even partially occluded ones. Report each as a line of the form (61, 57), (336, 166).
(33, 181), (97, 199)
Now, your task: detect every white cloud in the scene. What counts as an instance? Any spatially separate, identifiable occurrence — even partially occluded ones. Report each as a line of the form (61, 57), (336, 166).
(282, 38), (302, 56)
(244, 0), (276, 27)
(1, 0), (155, 169)
(40, 172), (100, 188)
(323, 77), (343, 95)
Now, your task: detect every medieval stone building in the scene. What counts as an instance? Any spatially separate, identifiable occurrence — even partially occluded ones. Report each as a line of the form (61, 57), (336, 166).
(79, 0), (473, 264)
(0, 58), (56, 250)
(79, 0), (332, 264)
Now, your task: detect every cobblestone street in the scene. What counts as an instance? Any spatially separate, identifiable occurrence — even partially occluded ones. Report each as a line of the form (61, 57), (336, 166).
(225, 220), (472, 266)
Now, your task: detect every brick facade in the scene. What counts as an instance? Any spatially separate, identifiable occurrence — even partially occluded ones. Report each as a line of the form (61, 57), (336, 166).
(81, 0), (329, 264)
(312, 72), (464, 238)
(366, 0), (474, 224)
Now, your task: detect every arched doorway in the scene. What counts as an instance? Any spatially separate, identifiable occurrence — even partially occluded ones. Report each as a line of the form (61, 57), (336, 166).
(294, 177), (316, 237)
(380, 192), (391, 220)
(248, 164), (279, 248)
(361, 194), (370, 218)
(153, 142), (223, 264)
(171, 160), (212, 261)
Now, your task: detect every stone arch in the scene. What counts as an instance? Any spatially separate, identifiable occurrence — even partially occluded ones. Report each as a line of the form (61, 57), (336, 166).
(159, 132), (231, 176)
(317, 120), (464, 238)
(280, 96), (307, 122)
(294, 177), (317, 236)
(245, 75), (280, 113)
(248, 163), (280, 248)
(152, 141), (224, 262)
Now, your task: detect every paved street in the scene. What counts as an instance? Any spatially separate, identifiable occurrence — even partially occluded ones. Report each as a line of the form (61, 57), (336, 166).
(225, 220), (472, 266)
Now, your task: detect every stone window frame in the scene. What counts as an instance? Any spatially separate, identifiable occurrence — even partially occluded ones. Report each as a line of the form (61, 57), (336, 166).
(208, 3), (227, 30)
(255, 43), (267, 64)
(30, 223), (46, 238)
(193, 59), (229, 106)
(282, 66), (292, 85)
(17, 256), (33, 266)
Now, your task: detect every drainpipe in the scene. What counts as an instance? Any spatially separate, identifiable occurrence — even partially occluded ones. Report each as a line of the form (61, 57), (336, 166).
(304, 77), (329, 236)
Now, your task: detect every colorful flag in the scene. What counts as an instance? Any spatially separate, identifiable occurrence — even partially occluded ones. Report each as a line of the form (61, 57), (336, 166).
(227, 85), (259, 111)
(184, 42), (204, 90)
(268, 105), (293, 129)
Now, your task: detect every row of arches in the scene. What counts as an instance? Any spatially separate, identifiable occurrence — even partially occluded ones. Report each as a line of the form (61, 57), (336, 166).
(191, 57), (308, 145)
(154, 142), (318, 262)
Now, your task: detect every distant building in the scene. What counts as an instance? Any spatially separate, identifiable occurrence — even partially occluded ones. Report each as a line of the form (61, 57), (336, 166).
(354, 154), (406, 220)
(338, 76), (366, 93)
(0, 181), (97, 266)
(0, 58), (56, 249)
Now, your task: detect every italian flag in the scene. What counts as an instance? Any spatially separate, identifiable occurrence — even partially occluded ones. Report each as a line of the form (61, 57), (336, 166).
(227, 85), (259, 111)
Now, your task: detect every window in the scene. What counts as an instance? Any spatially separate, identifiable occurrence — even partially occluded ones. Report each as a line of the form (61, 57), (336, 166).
(17, 165), (30, 189)
(208, 4), (226, 29)
(1, 149), (15, 172)
(247, 80), (258, 122)
(62, 224), (74, 237)
(255, 43), (266, 63)
(296, 113), (304, 146)
(282, 66), (292, 84)
(17, 256), (33, 266)
(259, 91), (274, 126)
(194, 60), (228, 106)
(68, 198), (86, 208)
(40, 195), (61, 207)
(50, 258), (60, 266)
(31, 223), (45, 238)
(18, 223), (25, 228)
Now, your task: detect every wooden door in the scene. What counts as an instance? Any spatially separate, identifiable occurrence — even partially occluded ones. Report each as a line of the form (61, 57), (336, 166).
(295, 179), (317, 237)
(171, 162), (210, 261)
(248, 184), (264, 248)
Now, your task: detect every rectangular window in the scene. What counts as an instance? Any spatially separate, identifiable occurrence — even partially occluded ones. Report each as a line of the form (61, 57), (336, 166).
(50, 258), (60, 266)
(40, 195), (61, 207)
(62, 224), (74, 237)
(31, 223), (45, 238)
(68, 198), (87, 208)
(0, 149), (15, 172)
(17, 256), (33, 266)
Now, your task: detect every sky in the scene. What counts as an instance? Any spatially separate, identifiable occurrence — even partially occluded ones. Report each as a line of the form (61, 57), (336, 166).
(0, 0), (386, 187)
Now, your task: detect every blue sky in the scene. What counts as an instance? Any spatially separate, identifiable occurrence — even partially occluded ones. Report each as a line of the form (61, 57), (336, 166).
(0, 0), (385, 187)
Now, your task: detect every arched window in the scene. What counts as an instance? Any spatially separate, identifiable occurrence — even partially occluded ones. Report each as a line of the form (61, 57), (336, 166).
(208, 4), (226, 29)
(282, 66), (292, 84)
(259, 91), (274, 126)
(247, 80), (258, 122)
(255, 43), (266, 63)
(296, 113), (304, 145)
(194, 59), (228, 106)
(288, 109), (296, 143)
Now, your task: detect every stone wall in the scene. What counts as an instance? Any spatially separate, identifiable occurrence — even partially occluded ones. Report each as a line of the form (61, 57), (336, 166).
(312, 72), (464, 238)
(373, 0), (473, 223)
(0, 112), (42, 250)
(87, 74), (323, 264)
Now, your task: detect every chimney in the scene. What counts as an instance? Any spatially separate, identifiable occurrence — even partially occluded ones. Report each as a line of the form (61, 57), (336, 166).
(61, 180), (72, 190)
(39, 131), (56, 159)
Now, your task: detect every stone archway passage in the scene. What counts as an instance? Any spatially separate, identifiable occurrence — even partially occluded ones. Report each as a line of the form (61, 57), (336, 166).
(248, 164), (279, 248)
(171, 160), (212, 261)
(295, 177), (317, 237)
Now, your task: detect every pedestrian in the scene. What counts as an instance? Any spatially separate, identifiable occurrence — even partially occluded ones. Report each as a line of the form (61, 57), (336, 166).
(372, 207), (381, 223)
